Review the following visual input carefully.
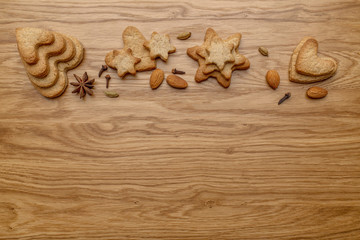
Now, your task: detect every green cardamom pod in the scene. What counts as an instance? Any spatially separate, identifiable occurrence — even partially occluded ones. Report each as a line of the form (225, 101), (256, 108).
(177, 32), (191, 40)
(258, 46), (269, 56)
(104, 91), (119, 98)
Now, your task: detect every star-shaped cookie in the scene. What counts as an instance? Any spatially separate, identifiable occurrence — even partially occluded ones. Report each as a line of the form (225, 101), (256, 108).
(187, 46), (250, 88)
(187, 28), (250, 88)
(203, 36), (234, 70)
(144, 32), (176, 62)
(201, 33), (246, 79)
(105, 48), (141, 78)
(196, 29), (235, 71)
(196, 29), (248, 79)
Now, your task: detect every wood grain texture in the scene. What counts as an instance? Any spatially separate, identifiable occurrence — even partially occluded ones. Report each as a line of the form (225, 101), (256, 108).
(1, 0), (360, 239)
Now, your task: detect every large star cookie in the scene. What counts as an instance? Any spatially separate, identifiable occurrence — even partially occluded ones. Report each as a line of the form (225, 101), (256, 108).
(187, 46), (250, 88)
(144, 32), (176, 62)
(187, 28), (250, 88)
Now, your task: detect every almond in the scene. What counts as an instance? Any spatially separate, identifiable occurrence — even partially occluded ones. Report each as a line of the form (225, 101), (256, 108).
(306, 86), (328, 99)
(266, 70), (280, 90)
(166, 75), (188, 89)
(150, 69), (164, 89)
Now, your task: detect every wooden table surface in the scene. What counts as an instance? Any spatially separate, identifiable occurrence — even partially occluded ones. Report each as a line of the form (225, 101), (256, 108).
(1, 0), (360, 239)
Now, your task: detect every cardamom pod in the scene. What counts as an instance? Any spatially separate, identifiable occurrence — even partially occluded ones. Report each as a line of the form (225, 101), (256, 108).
(258, 46), (269, 56)
(104, 91), (119, 98)
(177, 32), (191, 40)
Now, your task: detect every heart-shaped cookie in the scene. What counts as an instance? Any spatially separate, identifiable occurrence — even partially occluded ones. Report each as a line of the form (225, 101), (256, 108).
(296, 38), (337, 76)
(289, 37), (337, 83)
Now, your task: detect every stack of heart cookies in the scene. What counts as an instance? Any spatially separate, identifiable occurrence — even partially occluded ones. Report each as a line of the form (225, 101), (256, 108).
(187, 28), (250, 88)
(289, 37), (337, 83)
(105, 26), (176, 78)
(16, 27), (84, 98)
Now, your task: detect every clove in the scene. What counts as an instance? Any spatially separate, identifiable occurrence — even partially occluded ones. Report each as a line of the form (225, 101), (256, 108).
(105, 74), (111, 89)
(98, 65), (108, 77)
(278, 92), (291, 105)
(172, 68), (185, 75)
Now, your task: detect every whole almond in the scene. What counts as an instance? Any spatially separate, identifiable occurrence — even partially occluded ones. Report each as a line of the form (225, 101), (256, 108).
(177, 32), (191, 40)
(166, 75), (188, 89)
(266, 70), (280, 90)
(306, 86), (328, 99)
(150, 69), (164, 89)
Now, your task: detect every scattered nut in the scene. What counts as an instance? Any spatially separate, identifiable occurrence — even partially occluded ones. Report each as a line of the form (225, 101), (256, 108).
(166, 75), (188, 89)
(306, 86), (328, 99)
(266, 70), (280, 90)
(150, 69), (164, 90)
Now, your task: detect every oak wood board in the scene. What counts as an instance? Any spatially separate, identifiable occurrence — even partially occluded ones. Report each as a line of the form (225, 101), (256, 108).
(1, 0), (360, 239)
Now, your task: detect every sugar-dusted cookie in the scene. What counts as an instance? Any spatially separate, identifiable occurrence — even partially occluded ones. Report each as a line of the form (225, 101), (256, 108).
(201, 33), (246, 79)
(16, 27), (55, 65)
(16, 27), (84, 98)
(143, 32), (176, 61)
(33, 35), (84, 98)
(28, 35), (76, 88)
(122, 26), (156, 72)
(295, 38), (337, 76)
(187, 28), (250, 88)
(17, 29), (67, 78)
(187, 46), (249, 88)
(24, 33), (67, 79)
(289, 37), (337, 83)
(105, 48), (141, 78)
(196, 29), (235, 71)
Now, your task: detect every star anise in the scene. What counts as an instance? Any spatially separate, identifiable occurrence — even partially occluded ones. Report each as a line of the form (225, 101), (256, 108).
(70, 72), (95, 99)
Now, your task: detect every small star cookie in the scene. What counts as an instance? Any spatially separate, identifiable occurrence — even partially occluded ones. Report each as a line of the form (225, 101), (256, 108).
(196, 29), (248, 80)
(105, 48), (141, 78)
(144, 32), (176, 62)
(202, 33), (246, 79)
(196, 28), (235, 71)
(203, 36), (235, 70)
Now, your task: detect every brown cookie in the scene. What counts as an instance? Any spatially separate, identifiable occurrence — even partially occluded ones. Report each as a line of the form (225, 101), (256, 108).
(289, 37), (337, 83)
(33, 35), (84, 98)
(16, 27), (55, 65)
(202, 34), (246, 79)
(122, 26), (156, 72)
(18, 31), (67, 78)
(200, 34), (235, 71)
(105, 48), (141, 78)
(295, 38), (337, 76)
(143, 32), (176, 61)
(197, 30), (247, 80)
(187, 28), (250, 88)
(28, 35), (76, 88)
(187, 46), (225, 84)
